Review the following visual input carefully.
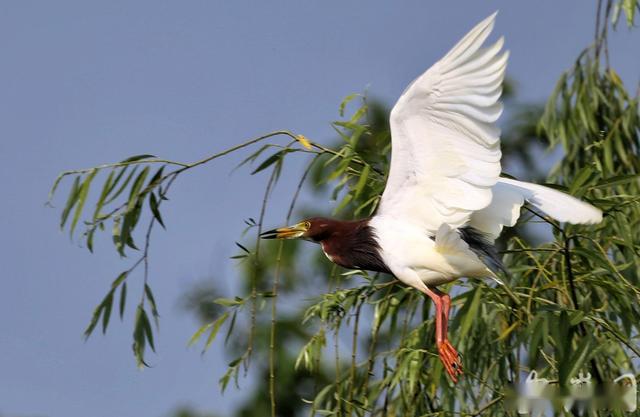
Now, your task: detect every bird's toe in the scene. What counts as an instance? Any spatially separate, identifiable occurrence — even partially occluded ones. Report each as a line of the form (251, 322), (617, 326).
(438, 340), (463, 382)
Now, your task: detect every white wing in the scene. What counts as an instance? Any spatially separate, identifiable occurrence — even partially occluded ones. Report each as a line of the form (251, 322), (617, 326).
(469, 178), (603, 240)
(379, 12), (507, 232)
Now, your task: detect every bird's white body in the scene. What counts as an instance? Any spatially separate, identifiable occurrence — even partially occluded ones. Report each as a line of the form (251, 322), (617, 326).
(371, 178), (602, 289)
(370, 215), (490, 287)
(369, 13), (602, 293)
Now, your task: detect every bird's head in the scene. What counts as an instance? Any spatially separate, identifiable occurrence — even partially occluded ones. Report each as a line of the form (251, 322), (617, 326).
(260, 217), (332, 242)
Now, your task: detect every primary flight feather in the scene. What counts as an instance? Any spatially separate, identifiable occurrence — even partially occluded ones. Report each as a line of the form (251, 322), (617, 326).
(262, 12), (602, 382)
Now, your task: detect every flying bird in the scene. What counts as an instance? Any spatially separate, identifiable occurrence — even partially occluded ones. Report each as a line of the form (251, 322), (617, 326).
(261, 12), (602, 382)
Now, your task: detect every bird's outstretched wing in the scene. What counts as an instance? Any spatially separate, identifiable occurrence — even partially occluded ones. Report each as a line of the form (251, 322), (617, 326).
(379, 13), (507, 232)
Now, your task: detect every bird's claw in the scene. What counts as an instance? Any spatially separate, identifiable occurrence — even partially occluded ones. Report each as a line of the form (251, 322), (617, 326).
(438, 340), (463, 383)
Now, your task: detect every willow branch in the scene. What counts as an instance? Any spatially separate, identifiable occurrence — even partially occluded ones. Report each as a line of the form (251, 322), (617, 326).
(465, 395), (504, 417)
(268, 156), (317, 417)
(347, 299), (363, 415)
(245, 165), (279, 372)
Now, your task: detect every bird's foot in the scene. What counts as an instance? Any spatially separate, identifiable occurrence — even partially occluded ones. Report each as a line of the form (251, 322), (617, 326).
(437, 339), (463, 383)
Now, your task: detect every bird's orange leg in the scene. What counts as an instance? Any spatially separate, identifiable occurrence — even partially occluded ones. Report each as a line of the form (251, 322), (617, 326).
(423, 286), (463, 382)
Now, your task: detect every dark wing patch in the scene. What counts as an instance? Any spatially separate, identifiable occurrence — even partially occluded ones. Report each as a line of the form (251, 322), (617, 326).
(459, 226), (507, 275)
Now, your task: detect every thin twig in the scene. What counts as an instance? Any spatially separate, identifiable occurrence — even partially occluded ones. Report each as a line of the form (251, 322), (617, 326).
(267, 156), (318, 417)
(347, 299), (364, 415)
(246, 166), (279, 372)
(270, 239), (284, 417)
(48, 130), (303, 204)
(364, 282), (393, 391)
(595, 0), (603, 61)
(561, 230), (604, 384)
(465, 395), (504, 417)
(603, 0), (612, 69)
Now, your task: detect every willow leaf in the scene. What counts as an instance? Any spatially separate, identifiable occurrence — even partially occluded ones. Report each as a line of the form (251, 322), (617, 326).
(70, 169), (98, 236)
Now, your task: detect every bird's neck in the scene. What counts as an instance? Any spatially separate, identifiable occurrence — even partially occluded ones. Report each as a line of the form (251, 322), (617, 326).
(320, 219), (390, 274)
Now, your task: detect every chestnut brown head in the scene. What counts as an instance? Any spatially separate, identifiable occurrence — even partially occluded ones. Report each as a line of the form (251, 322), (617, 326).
(260, 217), (333, 243)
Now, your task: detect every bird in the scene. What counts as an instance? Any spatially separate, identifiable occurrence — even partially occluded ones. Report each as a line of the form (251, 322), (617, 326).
(260, 12), (602, 382)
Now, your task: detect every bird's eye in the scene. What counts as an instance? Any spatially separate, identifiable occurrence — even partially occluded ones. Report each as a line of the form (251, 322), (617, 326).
(304, 221), (311, 229)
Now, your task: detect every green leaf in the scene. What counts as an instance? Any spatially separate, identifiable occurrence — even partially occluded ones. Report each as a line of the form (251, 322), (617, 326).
(86, 228), (96, 252)
(111, 271), (129, 289)
(119, 213), (135, 256)
(148, 193), (165, 229)
(127, 166), (150, 212)
(70, 169), (99, 236)
(592, 174), (640, 188)
(102, 290), (114, 334)
(214, 297), (244, 307)
(84, 300), (104, 339)
(144, 284), (160, 326)
(119, 282), (127, 319)
(93, 169), (115, 222)
(326, 157), (351, 182)
(140, 307), (155, 352)
(202, 312), (229, 353)
(457, 286), (482, 343)
(219, 356), (242, 392)
(84, 289), (114, 339)
(559, 335), (594, 386)
(333, 193), (352, 214)
(353, 164), (370, 199)
(48, 173), (66, 204)
(120, 154), (156, 163)
(119, 169), (149, 254)
(146, 166), (165, 189)
(569, 166), (594, 194)
(251, 150), (292, 175)
(224, 310), (237, 345)
(104, 166), (138, 205)
(112, 215), (123, 255)
(106, 166), (129, 197)
(188, 322), (214, 347)
(235, 242), (250, 254)
(234, 144), (272, 171)
(313, 384), (335, 409)
(132, 305), (148, 368)
(623, 0), (636, 26)
(339, 93), (359, 117)
(568, 310), (585, 326)
(60, 176), (81, 229)
(528, 314), (547, 368)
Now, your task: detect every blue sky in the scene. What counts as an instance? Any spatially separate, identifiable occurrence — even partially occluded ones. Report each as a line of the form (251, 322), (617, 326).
(1, 2), (638, 416)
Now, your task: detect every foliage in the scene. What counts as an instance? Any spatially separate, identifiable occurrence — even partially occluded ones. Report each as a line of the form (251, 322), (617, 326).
(169, 407), (221, 417)
(50, 1), (640, 415)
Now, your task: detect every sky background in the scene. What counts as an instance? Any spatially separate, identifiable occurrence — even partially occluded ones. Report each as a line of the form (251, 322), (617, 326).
(1, 1), (638, 416)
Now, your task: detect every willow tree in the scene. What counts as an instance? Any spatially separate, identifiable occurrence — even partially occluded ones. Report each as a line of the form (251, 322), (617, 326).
(50, 2), (639, 416)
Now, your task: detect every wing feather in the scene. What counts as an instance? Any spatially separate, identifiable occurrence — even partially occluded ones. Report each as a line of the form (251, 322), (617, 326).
(446, 37), (505, 77)
(379, 13), (507, 232)
(469, 178), (603, 240)
(442, 12), (497, 65)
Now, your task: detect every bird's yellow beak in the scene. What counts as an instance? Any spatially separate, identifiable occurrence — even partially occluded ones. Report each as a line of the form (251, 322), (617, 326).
(260, 222), (309, 240)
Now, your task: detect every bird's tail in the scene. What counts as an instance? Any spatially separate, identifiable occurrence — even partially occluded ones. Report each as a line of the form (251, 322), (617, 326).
(497, 178), (602, 225)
